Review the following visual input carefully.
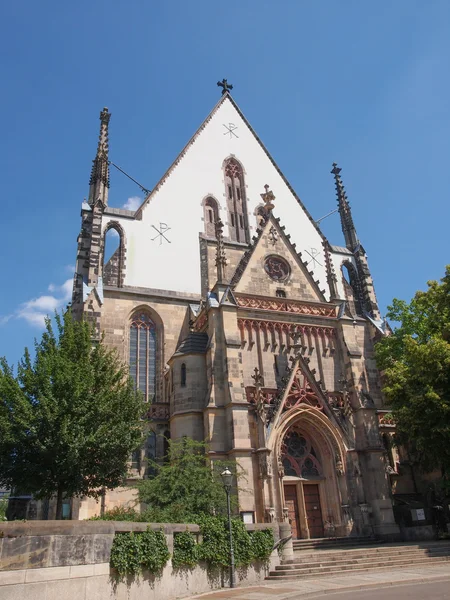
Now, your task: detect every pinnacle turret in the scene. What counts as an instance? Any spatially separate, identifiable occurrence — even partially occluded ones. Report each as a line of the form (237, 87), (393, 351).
(331, 163), (358, 251)
(214, 218), (227, 283)
(88, 107), (111, 206)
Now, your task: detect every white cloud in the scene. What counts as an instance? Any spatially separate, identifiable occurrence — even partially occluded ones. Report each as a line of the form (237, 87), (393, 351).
(1, 277), (74, 329)
(123, 196), (141, 211)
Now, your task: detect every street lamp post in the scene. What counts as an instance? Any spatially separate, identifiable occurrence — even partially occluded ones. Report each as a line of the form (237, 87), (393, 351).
(221, 468), (236, 588)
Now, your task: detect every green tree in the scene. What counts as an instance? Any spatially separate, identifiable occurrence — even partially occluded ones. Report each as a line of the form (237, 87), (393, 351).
(0, 310), (145, 519)
(137, 438), (239, 523)
(375, 266), (450, 476)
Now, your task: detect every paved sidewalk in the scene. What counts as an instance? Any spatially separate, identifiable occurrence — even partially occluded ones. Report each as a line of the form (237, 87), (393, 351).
(187, 564), (450, 599)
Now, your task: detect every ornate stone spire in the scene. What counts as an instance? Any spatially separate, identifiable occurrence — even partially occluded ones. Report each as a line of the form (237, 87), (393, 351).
(215, 218), (227, 283)
(331, 163), (358, 251)
(260, 184), (275, 217)
(88, 107), (111, 206)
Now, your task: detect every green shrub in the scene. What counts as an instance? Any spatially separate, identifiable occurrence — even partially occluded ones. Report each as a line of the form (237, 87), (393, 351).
(197, 516), (273, 568)
(0, 497), (8, 521)
(109, 527), (170, 578)
(140, 529), (170, 573)
(197, 516), (230, 567)
(90, 506), (143, 521)
(110, 532), (142, 577)
(249, 529), (274, 560)
(108, 516), (274, 576)
(172, 530), (200, 568)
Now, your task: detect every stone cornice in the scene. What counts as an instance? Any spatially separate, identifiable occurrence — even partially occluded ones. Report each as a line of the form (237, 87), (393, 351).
(235, 293), (337, 319)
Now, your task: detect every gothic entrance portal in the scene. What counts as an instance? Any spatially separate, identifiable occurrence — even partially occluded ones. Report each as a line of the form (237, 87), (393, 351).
(281, 428), (326, 539)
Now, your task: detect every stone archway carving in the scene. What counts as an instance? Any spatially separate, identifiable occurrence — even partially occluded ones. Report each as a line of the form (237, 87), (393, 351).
(268, 406), (350, 538)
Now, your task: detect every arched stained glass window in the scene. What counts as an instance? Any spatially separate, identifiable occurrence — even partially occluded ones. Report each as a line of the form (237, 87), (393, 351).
(281, 430), (322, 478)
(129, 312), (157, 402)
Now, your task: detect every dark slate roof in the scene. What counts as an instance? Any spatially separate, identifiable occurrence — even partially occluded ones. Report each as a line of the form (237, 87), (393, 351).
(173, 332), (209, 356)
(330, 244), (352, 255)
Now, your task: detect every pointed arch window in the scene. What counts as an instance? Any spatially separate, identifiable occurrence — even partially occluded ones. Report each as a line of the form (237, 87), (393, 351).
(204, 197), (219, 237)
(103, 222), (125, 287)
(224, 158), (249, 243)
(281, 430), (322, 478)
(129, 312), (157, 402)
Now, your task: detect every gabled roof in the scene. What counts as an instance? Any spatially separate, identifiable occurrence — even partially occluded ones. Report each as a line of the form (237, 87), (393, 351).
(134, 93), (325, 240)
(268, 353), (350, 443)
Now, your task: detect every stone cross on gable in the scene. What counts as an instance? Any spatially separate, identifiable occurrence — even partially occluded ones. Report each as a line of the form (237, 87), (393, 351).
(217, 78), (233, 95)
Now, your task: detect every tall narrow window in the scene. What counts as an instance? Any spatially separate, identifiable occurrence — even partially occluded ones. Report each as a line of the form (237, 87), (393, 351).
(224, 158), (249, 243)
(204, 197), (219, 237)
(129, 312), (157, 402)
(181, 363), (187, 386)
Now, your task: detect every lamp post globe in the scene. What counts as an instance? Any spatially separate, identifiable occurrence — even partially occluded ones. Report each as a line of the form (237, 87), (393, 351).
(221, 468), (233, 489)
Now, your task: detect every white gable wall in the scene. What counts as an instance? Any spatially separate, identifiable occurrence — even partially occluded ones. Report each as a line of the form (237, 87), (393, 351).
(102, 97), (329, 297)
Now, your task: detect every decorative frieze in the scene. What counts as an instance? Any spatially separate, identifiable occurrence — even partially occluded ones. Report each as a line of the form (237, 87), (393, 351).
(235, 294), (336, 318)
(238, 318), (335, 348)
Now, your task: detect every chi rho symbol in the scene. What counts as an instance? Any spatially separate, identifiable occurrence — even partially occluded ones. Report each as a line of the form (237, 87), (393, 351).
(151, 223), (171, 245)
(304, 248), (322, 268)
(223, 123), (239, 139)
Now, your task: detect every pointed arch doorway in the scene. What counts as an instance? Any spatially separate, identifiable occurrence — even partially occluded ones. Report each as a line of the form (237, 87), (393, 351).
(281, 428), (326, 539)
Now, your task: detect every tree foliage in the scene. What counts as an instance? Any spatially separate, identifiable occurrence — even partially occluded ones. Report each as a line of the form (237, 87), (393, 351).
(375, 266), (450, 475)
(0, 310), (145, 518)
(137, 438), (239, 523)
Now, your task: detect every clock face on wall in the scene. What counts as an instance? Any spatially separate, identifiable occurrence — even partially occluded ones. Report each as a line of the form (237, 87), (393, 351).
(264, 255), (290, 282)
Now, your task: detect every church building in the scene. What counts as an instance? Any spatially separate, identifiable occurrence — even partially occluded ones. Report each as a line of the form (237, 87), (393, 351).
(71, 82), (401, 539)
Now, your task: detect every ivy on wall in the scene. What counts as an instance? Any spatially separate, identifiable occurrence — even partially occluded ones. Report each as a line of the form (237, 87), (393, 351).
(110, 528), (170, 577)
(110, 518), (274, 578)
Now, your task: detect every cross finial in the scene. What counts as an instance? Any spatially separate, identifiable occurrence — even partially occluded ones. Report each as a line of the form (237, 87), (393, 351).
(217, 78), (233, 95)
(331, 162), (341, 176)
(252, 367), (264, 389)
(260, 184), (275, 214)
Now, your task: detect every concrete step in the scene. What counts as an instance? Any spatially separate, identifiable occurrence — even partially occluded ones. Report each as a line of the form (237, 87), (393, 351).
(292, 537), (378, 550)
(276, 550), (450, 571)
(287, 544), (450, 564)
(266, 556), (450, 580)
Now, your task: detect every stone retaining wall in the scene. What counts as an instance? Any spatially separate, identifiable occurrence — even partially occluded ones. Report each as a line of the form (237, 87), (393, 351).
(0, 521), (280, 600)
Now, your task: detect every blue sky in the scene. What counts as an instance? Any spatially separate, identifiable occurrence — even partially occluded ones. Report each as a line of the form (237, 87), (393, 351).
(1, 1), (449, 366)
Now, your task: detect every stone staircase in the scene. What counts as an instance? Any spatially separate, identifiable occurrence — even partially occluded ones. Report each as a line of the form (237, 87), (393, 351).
(292, 535), (382, 552)
(267, 539), (450, 580)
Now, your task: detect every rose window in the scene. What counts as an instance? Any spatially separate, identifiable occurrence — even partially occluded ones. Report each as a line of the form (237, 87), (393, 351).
(264, 255), (290, 282)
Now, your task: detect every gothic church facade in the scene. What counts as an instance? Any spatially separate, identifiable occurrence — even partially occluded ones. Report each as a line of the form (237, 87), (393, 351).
(72, 87), (400, 539)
